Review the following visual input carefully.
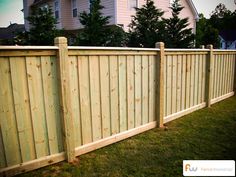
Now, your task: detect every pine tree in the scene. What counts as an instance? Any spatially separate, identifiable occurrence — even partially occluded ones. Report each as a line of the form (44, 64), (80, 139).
(163, 0), (194, 48)
(26, 7), (62, 45)
(128, 0), (164, 47)
(77, 0), (111, 46)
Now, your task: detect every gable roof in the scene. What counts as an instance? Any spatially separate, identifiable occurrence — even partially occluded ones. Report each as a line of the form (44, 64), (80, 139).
(186, 0), (199, 20)
(219, 30), (236, 42)
(0, 24), (25, 40)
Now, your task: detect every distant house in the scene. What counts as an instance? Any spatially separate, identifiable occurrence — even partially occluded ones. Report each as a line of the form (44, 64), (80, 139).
(219, 30), (236, 49)
(23, 0), (198, 32)
(0, 23), (25, 45)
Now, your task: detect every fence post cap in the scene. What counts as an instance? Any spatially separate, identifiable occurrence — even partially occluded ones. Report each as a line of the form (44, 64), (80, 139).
(206, 44), (213, 49)
(54, 37), (67, 45)
(155, 42), (165, 48)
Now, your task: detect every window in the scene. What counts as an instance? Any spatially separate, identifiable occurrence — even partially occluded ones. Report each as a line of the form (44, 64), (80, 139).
(54, 0), (59, 20)
(129, 0), (137, 10)
(72, 0), (77, 17)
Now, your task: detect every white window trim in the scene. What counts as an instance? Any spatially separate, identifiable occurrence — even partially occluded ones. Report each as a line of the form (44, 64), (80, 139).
(128, 0), (138, 10)
(54, 0), (61, 20)
(71, 0), (78, 18)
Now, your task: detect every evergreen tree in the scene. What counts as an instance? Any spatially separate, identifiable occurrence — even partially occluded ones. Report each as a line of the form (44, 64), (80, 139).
(195, 14), (219, 48)
(77, 0), (111, 46)
(128, 0), (164, 47)
(163, 0), (194, 48)
(25, 7), (62, 45)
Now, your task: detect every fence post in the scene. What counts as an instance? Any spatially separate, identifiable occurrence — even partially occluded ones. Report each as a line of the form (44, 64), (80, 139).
(200, 45), (205, 49)
(205, 44), (213, 107)
(54, 37), (76, 162)
(155, 42), (164, 127)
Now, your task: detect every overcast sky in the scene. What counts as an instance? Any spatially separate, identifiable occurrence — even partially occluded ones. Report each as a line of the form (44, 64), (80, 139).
(0, 0), (235, 27)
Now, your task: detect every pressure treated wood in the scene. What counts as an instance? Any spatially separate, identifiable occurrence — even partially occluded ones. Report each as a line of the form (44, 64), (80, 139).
(55, 37), (75, 162)
(10, 57), (35, 162)
(0, 43), (236, 177)
(156, 42), (164, 127)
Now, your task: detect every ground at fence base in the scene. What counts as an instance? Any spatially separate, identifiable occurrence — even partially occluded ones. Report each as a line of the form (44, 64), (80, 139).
(16, 96), (236, 177)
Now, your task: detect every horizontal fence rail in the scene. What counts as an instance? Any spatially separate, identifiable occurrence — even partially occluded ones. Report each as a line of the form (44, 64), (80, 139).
(0, 38), (236, 176)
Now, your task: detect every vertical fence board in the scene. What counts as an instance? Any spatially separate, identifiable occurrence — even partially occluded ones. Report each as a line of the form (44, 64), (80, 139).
(176, 55), (182, 112)
(201, 55), (206, 103)
(166, 55), (172, 115)
(78, 56), (92, 144)
(41, 56), (63, 154)
(127, 56), (135, 129)
(100, 56), (111, 138)
(198, 55), (202, 103)
(134, 55), (142, 127)
(68, 56), (81, 147)
(119, 56), (127, 132)
(149, 55), (156, 121)
(194, 55), (199, 105)
(89, 56), (102, 141)
(181, 55), (186, 110)
(186, 55), (191, 108)
(163, 55), (167, 117)
(232, 55), (236, 91)
(0, 125), (6, 168)
(172, 56), (177, 113)
(226, 55), (231, 93)
(213, 54), (217, 99)
(109, 56), (119, 134)
(0, 57), (21, 166)
(142, 55), (149, 124)
(190, 55), (195, 107)
(10, 57), (36, 162)
(225, 55), (229, 94)
(26, 57), (49, 158)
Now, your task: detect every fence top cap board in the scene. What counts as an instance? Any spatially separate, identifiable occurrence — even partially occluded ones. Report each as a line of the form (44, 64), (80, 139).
(165, 48), (210, 52)
(68, 46), (161, 51)
(0, 46), (59, 50)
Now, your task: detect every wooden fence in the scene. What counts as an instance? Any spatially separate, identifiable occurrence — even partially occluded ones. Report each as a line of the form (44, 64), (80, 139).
(0, 37), (235, 176)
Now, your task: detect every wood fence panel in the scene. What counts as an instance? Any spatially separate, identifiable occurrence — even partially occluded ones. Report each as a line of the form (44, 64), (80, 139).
(0, 57), (21, 166)
(119, 56), (127, 132)
(148, 55), (156, 121)
(176, 55), (182, 112)
(142, 55), (149, 124)
(68, 56), (81, 147)
(78, 56), (92, 144)
(181, 55), (186, 110)
(166, 55), (172, 116)
(127, 56), (135, 129)
(10, 57), (36, 162)
(0, 126), (6, 168)
(100, 56), (111, 138)
(41, 56), (63, 154)
(89, 56), (102, 141)
(109, 56), (119, 135)
(134, 55), (142, 127)
(185, 55), (191, 109)
(26, 57), (49, 158)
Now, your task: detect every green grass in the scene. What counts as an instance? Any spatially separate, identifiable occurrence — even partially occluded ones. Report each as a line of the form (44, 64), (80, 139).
(18, 96), (236, 177)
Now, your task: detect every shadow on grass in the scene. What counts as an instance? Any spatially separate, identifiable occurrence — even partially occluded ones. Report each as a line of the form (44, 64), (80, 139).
(18, 96), (236, 177)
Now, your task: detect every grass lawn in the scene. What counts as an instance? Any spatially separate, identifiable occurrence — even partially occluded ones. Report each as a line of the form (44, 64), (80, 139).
(18, 96), (236, 177)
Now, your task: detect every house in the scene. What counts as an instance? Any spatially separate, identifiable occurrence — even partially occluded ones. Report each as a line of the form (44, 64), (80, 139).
(219, 30), (236, 49)
(0, 23), (25, 45)
(23, 0), (198, 32)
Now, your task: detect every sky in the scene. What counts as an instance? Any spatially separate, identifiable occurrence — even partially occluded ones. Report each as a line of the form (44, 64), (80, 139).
(0, 0), (235, 27)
